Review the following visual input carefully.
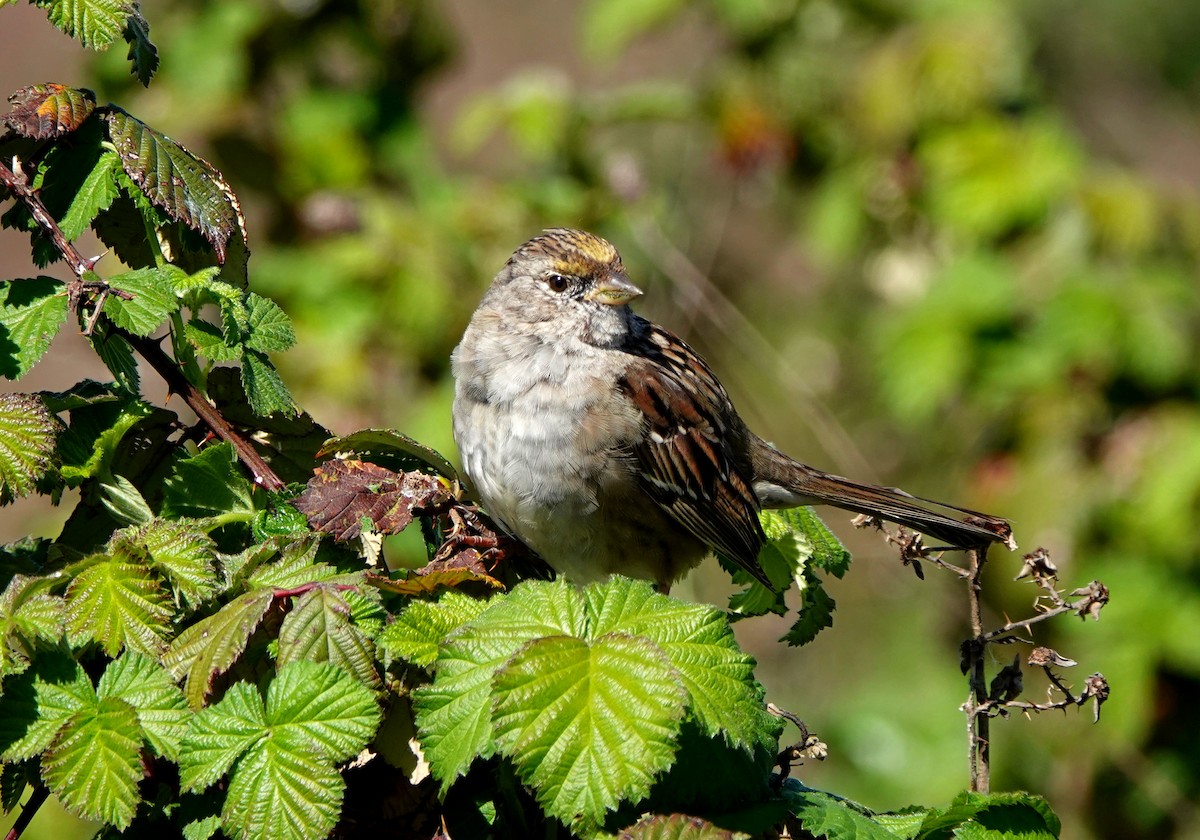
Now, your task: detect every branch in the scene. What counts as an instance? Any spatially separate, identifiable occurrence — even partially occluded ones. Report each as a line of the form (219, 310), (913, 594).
(0, 155), (285, 493)
(4, 784), (49, 840)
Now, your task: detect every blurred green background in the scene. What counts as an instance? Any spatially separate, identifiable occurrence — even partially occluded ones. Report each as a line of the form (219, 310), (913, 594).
(3, 0), (1200, 837)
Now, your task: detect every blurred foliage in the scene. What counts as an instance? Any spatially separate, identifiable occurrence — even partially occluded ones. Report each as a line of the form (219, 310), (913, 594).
(46, 0), (1200, 836)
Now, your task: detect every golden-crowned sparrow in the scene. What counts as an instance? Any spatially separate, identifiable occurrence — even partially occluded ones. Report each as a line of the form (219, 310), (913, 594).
(452, 228), (1013, 590)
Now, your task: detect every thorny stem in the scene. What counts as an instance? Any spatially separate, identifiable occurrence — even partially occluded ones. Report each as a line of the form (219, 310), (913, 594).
(965, 546), (991, 793)
(0, 155), (285, 492)
(4, 784), (49, 840)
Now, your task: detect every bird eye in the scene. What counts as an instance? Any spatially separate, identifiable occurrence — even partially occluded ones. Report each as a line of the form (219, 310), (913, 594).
(545, 273), (570, 293)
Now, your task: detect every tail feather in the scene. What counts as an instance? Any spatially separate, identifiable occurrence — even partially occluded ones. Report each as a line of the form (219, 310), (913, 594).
(750, 440), (1015, 550)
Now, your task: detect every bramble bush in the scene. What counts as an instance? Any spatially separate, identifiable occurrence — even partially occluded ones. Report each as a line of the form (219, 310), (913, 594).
(0, 3), (1117, 839)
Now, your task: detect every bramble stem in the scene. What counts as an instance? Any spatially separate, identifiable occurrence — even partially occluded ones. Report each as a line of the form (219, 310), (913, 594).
(0, 156), (284, 492)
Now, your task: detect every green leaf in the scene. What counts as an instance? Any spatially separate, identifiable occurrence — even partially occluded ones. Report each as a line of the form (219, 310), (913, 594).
(377, 591), (490, 668)
(104, 267), (181, 336)
(0, 574), (65, 675)
(916, 790), (1061, 839)
(0, 650), (94, 760)
(243, 293), (295, 353)
(413, 580), (587, 791)
(57, 396), (154, 486)
(162, 443), (254, 520)
(777, 507), (850, 577)
(163, 588), (274, 709)
(58, 150), (122, 241)
(117, 520), (218, 610)
(64, 554), (172, 656)
(123, 7), (158, 86)
(88, 324), (140, 393)
(43, 695), (143, 829)
(585, 577), (773, 749)
(97, 653), (189, 761)
(181, 663), (379, 840)
(42, 0), (131, 48)
(245, 536), (338, 590)
(0, 392), (57, 502)
(276, 585), (378, 687)
(219, 739), (342, 840)
(179, 682), (267, 791)
(184, 318), (240, 362)
(0, 278), (68, 379)
(104, 109), (241, 261)
(492, 633), (686, 828)
(99, 472), (153, 526)
(265, 660), (380, 762)
(1, 760), (38, 813)
(784, 785), (899, 839)
(781, 579), (836, 648)
(241, 350), (296, 417)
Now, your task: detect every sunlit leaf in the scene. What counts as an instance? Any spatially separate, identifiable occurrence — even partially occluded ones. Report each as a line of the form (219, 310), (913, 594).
(64, 554), (172, 656)
(0, 393), (56, 502)
(492, 633), (685, 828)
(97, 653), (189, 760)
(43, 696), (143, 829)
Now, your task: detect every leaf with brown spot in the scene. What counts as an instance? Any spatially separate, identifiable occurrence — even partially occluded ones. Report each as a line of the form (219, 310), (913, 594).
(4, 84), (96, 139)
(295, 460), (450, 541)
(103, 109), (244, 262)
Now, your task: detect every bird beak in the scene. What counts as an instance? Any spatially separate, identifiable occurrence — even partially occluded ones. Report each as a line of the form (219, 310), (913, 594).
(585, 273), (643, 306)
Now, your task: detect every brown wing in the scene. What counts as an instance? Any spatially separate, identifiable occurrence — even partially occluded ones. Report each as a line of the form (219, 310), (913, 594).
(617, 322), (771, 588)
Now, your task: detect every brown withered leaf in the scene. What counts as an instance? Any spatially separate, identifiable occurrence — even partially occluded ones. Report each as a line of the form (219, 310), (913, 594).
(365, 555), (503, 596)
(4, 84), (96, 139)
(295, 459), (450, 541)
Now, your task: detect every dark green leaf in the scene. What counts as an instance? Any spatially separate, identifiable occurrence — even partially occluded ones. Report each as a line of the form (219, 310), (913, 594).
(781, 578), (836, 648)
(784, 785), (898, 839)
(88, 324), (140, 393)
(105, 109), (241, 261)
(163, 588), (274, 710)
(241, 350), (296, 418)
(0, 278), (68, 379)
(162, 443), (254, 520)
(123, 7), (158, 86)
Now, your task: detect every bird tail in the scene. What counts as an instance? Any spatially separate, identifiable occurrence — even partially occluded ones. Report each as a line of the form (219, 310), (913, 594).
(751, 443), (1015, 550)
